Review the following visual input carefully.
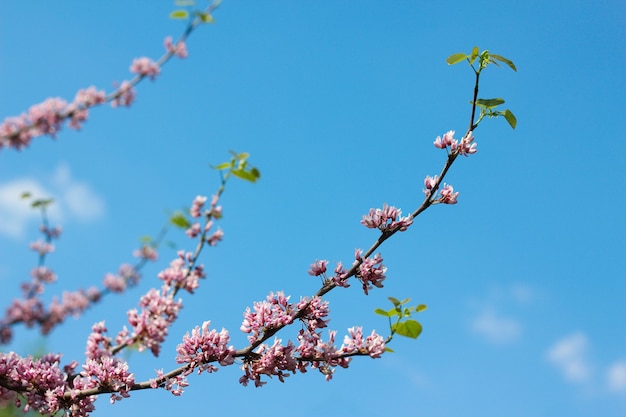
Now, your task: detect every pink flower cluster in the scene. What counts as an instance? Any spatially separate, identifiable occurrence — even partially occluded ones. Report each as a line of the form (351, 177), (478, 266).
(434, 129), (477, 156)
(150, 370), (188, 396)
(306, 259), (350, 288)
(126, 285), (182, 356)
(186, 194), (224, 245)
(110, 81), (135, 108)
(239, 339), (298, 387)
(129, 57), (161, 80)
(340, 326), (386, 358)
(423, 175), (459, 204)
(0, 352), (95, 417)
(355, 250), (386, 295)
(75, 355), (135, 405)
(176, 321), (236, 374)
(157, 251), (205, 294)
(0, 87), (106, 150)
(164, 36), (188, 59)
(361, 203), (413, 233)
(103, 264), (140, 293)
(241, 291), (294, 344)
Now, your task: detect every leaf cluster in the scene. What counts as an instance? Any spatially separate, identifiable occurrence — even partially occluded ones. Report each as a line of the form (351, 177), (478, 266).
(375, 297), (427, 350)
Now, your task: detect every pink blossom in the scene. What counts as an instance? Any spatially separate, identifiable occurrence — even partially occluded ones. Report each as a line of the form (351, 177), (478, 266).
(157, 254), (204, 293)
(190, 195), (207, 218)
(78, 355), (135, 404)
(341, 327), (386, 358)
(103, 273), (126, 293)
(295, 329), (350, 381)
(296, 296), (330, 331)
(31, 266), (57, 284)
(439, 183), (459, 204)
(67, 87), (106, 130)
(0, 115), (31, 149)
(39, 224), (62, 239)
(239, 338), (298, 387)
(434, 130), (456, 149)
(307, 260), (328, 276)
(458, 131), (477, 156)
(151, 369), (188, 396)
(330, 262), (350, 288)
(110, 81), (135, 108)
(27, 98), (68, 137)
(206, 228), (223, 246)
(130, 57), (161, 80)
(133, 245), (158, 261)
(355, 252), (386, 295)
(175, 321), (236, 374)
(361, 203), (413, 232)
(126, 285), (182, 356)
(241, 292), (295, 344)
(164, 36), (188, 59)
(185, 222), (201, 238)
(29, 240), (55, 255)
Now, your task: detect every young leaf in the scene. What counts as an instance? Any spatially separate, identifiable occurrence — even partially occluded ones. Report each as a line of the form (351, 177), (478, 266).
(212, 162), (232, 171)
(374, 308), (391, 317)
(20, 192), (31, 199)
(446, 53), (468, 65)
(469, 46), (479, 65)
(388, 296), (401, 307)
(476, 98), (505, 108)
(170, 212), (191, 229)
(416, 304), (428, 313)
(175, 0), (195, 6)
(394, 320), (423, 339)
(250, 167), (261, 180)
(231, 169), (257, 183)
(199, 12), (214, 23)
(170, 10), (189, 19)
(489, 54), (517, 72)
(503, 109), (517, 129)
(385, 347), (395, 353)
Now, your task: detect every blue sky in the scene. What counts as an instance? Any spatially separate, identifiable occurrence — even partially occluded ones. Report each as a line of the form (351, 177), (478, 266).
(1, 1), (625, 416)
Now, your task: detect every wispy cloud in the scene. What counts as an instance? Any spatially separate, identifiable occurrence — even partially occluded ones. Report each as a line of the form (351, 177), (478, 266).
(607, 361), (626, 393)
(468, 283), (534, 345)
(546, 332), (592, 383)
(470, 308), (522, 344)
(0, 164), (105, 238)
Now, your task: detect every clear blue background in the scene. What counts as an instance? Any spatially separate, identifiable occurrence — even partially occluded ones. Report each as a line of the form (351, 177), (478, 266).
(1, 1), (625, 416)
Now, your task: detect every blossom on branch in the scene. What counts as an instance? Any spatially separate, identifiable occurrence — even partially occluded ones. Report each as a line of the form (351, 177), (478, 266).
(164, 36), (188, 59)
(175, 321), (236, 375)
(361, 203), (413, 232)
(130, 57), (161, 80)
(439, 183), (459, 204)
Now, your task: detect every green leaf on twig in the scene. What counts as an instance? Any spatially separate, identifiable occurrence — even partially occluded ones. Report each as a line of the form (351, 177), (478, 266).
(469, 46), (479, 65)
(446, 53), (468, 65)
(393, 320), (423, 339)
(374, 308), (391, 317)
(170, 10), (189, 19)
(503, 109), (517, 129)
(31, 199), (54, 209)
(476, 98), (505, 108)
(170, 212), (191, 229)
(231, 169), (258, 183)
(490, 53), (517, 72)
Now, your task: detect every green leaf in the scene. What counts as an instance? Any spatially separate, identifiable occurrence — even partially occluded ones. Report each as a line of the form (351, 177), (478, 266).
(231, 169), (257, 183)
(388, 296), (401, 307)
(20, 192), (31, 199)
(31, 198), (53, 208)
(374, 308), (391, 317)
(469, 46), (479, 65)
(385, 347), (395, 353)
(197, 12), (214, 23)
(175, 0), (195, 5)
(170, 212), (191, 229)
(476, 98), (505, 108)
(489, 54), (517, 72)
(446, 53), (468, 65)
(250, 167), (261, 179)
(503, 109), (517, 129)
(394, 320), (423, 339)
(212, 162), (232, 171)
(170, 10), (189, 19)
(139, 235), (153, 244)
(416, 304), (428, 313)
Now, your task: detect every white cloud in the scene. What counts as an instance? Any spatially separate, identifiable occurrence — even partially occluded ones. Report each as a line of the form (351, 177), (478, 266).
(470, 308), (522, 344)
(607, 361), (626, 393)
(0, 164), (105, 238)
(546, 332), (592, 383)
